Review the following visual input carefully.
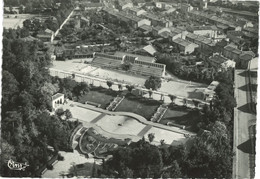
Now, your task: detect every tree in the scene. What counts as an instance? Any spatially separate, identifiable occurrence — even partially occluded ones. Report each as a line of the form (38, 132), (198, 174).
(144, 76), (162, 91)
(118, 84), (123, 91)
(64, 109), (72, 119)
(148, 133), (155, 143)
(148, 90), (153, 98)
(168, 94), (177, 104)
(160, 140), (165, 146)
(107, 81), (113, 89)
(92, 162), (98, 177)
(126, 85), (134, 93)
(55, 108), (64, 117)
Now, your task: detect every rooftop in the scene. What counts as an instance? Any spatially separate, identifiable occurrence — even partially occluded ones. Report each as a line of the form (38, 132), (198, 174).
(209, 54), (229, 65)
(52, 93), (64, 101)
(143, 45), (157, 56)
(224, 45), (243, 55)
(114, 51), (155, 63)
(173, 38), (193, 47)
(139, 24), (153, 31)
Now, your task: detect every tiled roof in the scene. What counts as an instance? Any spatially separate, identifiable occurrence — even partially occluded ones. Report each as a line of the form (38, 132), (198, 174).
(173, 38), (193, 47)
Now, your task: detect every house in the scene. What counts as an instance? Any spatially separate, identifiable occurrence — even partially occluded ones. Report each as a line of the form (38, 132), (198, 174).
(239, 52), (255, 69)
(142, 45), (157, 56)
(223, 45), (255, 68)
(54, 46), (66, 59)
(248, 57), (258, 71)
(223, 45), (243, 61)
(180, 3), (193, 12)
(37, 28), (53, 42)
(84, 3), (103, 10)
(144, 2), (155, 10)
(163, 7), (177, 14)
(226, 30), (245, 44)
(185, 33), (215, 51)
(235, 19), (254, 29)
(139, 24), (153, 33)
(134, 0), (146, 7)
(141, 12), (161, 27)
(187, 25), (218, 39)
(208, 53), (235, 70)
(125, 7), (146, 16)
(155, 2), (174, 9)
(172, 38), (199, 54)
(118, 0), (133, 10)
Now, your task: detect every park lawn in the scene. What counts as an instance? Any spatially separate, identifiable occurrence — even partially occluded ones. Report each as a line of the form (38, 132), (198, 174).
(115, 93), (162, 120)
(78, 87), (119, 109)
(160, 105), (200, 132)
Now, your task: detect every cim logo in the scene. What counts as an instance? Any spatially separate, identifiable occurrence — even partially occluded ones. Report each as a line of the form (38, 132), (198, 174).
(7, 159), (29, 171)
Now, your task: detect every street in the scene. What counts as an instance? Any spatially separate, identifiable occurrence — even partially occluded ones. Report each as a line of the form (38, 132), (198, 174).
(233, 70), (256, 179)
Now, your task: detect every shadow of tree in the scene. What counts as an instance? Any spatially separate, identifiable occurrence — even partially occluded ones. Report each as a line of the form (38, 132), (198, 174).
(237, 137), (256, 154)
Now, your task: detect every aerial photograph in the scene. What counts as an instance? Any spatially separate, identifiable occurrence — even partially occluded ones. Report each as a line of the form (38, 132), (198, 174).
(0, 0), (258, 178)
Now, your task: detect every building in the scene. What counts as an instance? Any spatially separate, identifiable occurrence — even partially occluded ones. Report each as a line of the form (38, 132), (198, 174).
(235, 19), (254, 29)
(223, 45), (255, 68)
(118, 0), (133, 10)
(52, 93), (65, 110)
(141, 12), (161, 27)
(155, 2), (174, 9)
(185, 33), (215, 51)
(125, 7), (146, 16)
(208, 53), (235, 70)
(92, 52), (166, 77)
(187, 25), (218, 39)
(114, 51), (155, 63)
(239, 52), (255, 69)
(142, 45), (157, 56)
(163, 7), (177, 14)
(180, 3), (193, 12)
(84, 3), (103, 10)
(135, 0), (146, 7)
(37, 28), (53, 42)
(222, 45), (243, 61)
(248, 57), (258, 71)
(172, 38), (199, 54)
(226, 30), (245, 44)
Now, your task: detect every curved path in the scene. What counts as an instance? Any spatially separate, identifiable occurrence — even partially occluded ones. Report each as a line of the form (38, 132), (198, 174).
(75, 102), (196, 136)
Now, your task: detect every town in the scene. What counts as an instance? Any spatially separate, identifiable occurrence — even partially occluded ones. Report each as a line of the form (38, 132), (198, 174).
(1, 0), (258, 178)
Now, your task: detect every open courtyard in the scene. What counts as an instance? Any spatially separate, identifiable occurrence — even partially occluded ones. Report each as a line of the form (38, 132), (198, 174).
(51, 60), (208, 100)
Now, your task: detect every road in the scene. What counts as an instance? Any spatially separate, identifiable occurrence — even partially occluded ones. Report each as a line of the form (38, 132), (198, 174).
(233, 70), (256, 179)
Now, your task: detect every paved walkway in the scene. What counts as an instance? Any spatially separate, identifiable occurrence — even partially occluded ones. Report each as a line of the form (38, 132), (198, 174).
(90, 113), (106, 123)
(233, 70), (256, 179)
(137, 125), (153, 137)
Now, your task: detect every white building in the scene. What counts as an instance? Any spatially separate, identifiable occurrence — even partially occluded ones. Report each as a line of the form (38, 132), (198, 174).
(52, 93), (65, 110)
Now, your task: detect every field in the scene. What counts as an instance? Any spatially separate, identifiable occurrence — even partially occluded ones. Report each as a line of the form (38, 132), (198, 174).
(159, 105), (200, 132)
(160, 80), (206, 99)
(78, 87), (118, 109)
(3, 14), (40, 29)
(115, 93), (162, 120)
(88, 67), (147, 85)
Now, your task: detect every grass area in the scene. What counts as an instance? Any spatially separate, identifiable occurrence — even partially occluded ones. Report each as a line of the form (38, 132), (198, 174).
(78, 87), (120, 109)
(115, 93), (162, 120)
(160, 104), (200, 132)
